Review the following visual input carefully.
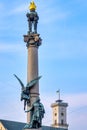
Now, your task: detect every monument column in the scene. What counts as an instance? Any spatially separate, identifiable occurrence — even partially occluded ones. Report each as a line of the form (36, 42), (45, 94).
(14, 1), (45, 129)
(24, 1), (42, 124)
(27, 43), (39, 95)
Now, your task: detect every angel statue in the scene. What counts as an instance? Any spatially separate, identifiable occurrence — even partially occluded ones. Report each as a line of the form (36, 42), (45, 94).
(14, 74), (41, 110)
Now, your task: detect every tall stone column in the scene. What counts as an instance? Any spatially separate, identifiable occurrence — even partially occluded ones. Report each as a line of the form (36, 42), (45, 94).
(24, 34), (42, 123)
(23, 2), (45, 129)
(14, 1), (45, 130)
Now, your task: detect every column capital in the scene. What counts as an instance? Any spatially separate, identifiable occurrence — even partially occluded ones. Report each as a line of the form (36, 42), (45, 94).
(24, 33), (42, 48)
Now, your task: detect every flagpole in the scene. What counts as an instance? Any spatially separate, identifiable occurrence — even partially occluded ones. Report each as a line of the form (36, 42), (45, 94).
(59, 89), (60, 100)
(56, 89), (60, 100)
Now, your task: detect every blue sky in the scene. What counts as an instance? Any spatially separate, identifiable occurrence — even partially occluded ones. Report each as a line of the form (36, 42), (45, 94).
(0, 0), (87, 130)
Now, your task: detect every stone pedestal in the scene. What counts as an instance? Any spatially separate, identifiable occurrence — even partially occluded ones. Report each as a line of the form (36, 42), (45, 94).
(24, 33), (42, 123)
(23, 128), (42, 130)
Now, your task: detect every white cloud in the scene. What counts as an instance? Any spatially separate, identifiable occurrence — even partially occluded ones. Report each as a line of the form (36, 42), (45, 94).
(10, 4), (27, 14)
(39, 41), (87, 60)
(74, 0), (87, 5)
(40, 92), (87, 127)
(0, 3), (5, 16)
(0, 3), (3, 8)
(0, 100), (26, 122)
(39, 7), (69, 24)
(68, 94), (87, 130)
(41, 92), (87, 113)
(2, 38), (87, 61)
(0, 43), (25, 53)
(64, 93), (87, 109)
(8, 1), (69, 23)
(0, 92), (87, 130)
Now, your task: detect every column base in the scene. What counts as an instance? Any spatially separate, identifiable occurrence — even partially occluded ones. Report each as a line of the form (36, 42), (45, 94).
(23, 124), (42, 130)
(23, 128), (42, 130)
(23, 129), (42, 130)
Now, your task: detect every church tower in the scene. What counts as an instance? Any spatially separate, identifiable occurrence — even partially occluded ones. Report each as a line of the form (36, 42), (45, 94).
(51, 92), (68, 129)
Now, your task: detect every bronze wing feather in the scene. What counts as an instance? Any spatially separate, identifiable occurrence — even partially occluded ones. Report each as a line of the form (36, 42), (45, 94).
(14, 74), (25, 90)
(26, 76), (42, 88)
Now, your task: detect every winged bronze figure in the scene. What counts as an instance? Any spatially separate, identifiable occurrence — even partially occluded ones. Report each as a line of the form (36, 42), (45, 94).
(14, 74), (41, 110)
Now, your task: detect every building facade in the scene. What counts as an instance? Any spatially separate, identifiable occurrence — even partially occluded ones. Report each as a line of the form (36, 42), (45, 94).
(51, 100), (68, 129)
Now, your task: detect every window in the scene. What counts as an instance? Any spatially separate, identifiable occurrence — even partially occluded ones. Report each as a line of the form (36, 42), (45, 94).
(55, 120), (57, 124)
(61, 112), (64, 116)
(61, 120), (64, 125)
(55, 113), (57, 116)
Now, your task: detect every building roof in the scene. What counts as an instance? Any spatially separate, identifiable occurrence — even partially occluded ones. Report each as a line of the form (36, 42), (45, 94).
(0, 119), (68, 130)
(51, 100), (68, 108)
(0, 119), (26, 130)
(42, 126), (68, 130)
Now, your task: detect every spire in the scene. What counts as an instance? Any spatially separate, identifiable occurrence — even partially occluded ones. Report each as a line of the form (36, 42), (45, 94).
(29, 1), (36, 11)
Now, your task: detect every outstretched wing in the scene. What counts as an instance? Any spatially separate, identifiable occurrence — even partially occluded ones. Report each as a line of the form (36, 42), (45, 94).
(26, 76), (42, 88)
(14, 74), (25, 90)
